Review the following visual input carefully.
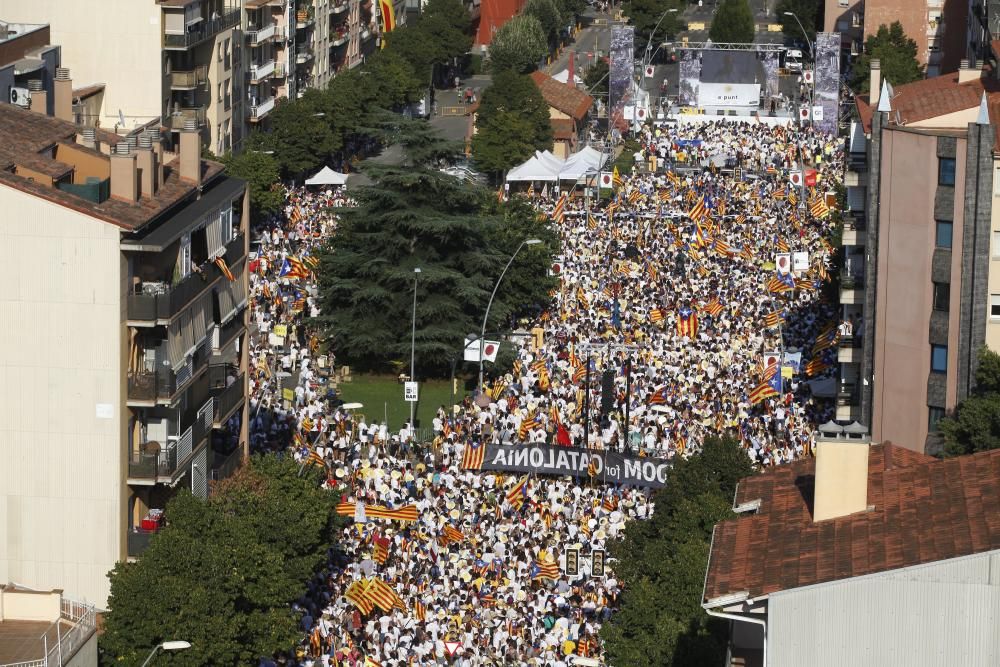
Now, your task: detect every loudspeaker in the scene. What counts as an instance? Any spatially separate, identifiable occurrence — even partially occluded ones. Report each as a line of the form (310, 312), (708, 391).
(600, 371), (615, 414)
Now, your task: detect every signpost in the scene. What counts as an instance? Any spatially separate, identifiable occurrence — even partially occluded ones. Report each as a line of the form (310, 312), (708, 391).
(404, 381), (419, 402)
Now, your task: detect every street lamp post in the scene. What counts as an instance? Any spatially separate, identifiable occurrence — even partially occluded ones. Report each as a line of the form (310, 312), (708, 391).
(478, 239), (543, 393)
(140, 641), (191, 667)
(410, 268), (421, 434)
(642, 8), (678, 73)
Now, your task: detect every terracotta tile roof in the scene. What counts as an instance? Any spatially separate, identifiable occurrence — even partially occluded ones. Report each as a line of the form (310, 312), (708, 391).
(530, 70), (593, 121)
(704, 444), (1000, 602)
(0, 103), (225, 230)
(855, 70), (1000, 133)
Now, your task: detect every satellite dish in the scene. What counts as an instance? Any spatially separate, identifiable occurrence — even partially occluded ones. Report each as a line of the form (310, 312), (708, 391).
(118, 109), (126, 127)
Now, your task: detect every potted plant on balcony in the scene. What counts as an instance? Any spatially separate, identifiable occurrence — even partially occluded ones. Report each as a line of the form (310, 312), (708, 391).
(297, 4), (309, 23)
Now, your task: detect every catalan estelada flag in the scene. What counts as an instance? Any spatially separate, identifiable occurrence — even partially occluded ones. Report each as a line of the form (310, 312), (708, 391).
(462, 441), (486, 470)
(766, 273), (796, 293)
(214, 256), (236, 281)
(676, 306), (698, 338)
(552, 193), (567, 224)
(702, 299), (724, 317)
(336, 503), (419, 522)
(763, 310), (785, 328)
(506, 475), (529, 510)
(749, 365), (782, 405)
(532, 559), (560, 580)
(647, 384), (669, 405)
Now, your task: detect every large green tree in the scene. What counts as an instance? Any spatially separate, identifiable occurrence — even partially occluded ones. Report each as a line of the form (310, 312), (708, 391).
(624, 0), (684, 49)
(584, 57), (609, 99)
(101, 456), (340, 666)
(708, 0), (755, 44)
(939, 348), (1000, 456)
(219, 145), (283, 218)
(850, 21), (923, 93)
(774, 0), (818, 44)
(601, 436), (754, 665)
(314, 121), (557, 373)
(419, 0), (474, 60)
(523, 0), (564, 44)
(488, 14), (548, 74)
(472, 70), (553, 177)
(255, 88), (340, 178)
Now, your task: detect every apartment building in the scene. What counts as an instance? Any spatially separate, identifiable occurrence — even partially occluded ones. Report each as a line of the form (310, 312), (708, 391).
(838, 59), (1000, 453)
(823, 0), (966, 75)
(0, 101), (250, 607)
(0, 0), (242, 154)
(287, 0), (377, 96)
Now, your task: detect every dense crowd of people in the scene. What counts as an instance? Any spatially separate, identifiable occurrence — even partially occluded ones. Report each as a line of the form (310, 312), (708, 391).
(249, 118), (846, 666)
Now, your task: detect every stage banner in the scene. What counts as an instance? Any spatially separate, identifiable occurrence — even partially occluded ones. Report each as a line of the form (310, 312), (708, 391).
(678, 50), (701, 106)
(479, 443), (671, 488)
(609, 25), (635, 127)
(814, 33), (840, 135)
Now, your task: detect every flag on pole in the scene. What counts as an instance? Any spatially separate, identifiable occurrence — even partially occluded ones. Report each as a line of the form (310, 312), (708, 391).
(763, 310), (785, 328)
(461, 441), (485, 470)
(612, 165), (623, 189)
(506, 475), (529, 510)
(676, 306), (698, 337)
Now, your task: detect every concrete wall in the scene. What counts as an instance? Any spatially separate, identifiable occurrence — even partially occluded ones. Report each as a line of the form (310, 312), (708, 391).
(0, 588), (60, 622)
(871, 129), (943, 449)
(0, 0), (163, 128)
(0, 184), (125, 607)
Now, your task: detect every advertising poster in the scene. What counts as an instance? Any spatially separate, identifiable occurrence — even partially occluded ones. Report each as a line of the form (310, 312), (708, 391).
(813, 32), (841, 135)
(609, 25), (635, 128)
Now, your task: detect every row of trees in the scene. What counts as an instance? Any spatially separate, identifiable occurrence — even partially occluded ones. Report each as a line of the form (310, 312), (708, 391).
(488, 0), (587, 74)
(601, 436), (755, 664)
(101, 456), (342, 665)
(222, 0), (474, 216)
(314, 120), (559, 374)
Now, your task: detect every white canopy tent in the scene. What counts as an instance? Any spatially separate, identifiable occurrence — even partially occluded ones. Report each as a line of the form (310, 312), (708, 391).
(305, 166), (349, 186)
(558, 146), (608, 180)
(534, 150), (566, 173)
(506, 156), (561, 182)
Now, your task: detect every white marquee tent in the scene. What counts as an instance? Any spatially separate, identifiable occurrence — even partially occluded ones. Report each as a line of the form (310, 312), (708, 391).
(305, 166), (349, 186)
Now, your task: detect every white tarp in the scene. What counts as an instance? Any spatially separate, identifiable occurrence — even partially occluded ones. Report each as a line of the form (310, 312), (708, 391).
(535, 150), (566, 173)
(507, 156), (560, 182)
(305, 166), (348, 186)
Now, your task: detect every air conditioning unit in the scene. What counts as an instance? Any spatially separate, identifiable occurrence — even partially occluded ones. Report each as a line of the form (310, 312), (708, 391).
(9, 86), (30, 107)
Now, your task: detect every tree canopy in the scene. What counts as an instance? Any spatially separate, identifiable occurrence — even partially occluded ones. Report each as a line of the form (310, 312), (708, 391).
(939, 348), (1000, 456)
(488, 14), (548, 74)
(101, 455), (341, 666)
(523, 0), (564, 43)
(314, 122), (558, 374)
(849, 21), (923, 93)
(624, 0), (684, 49)
(601, 436), (754, 665)
(584, 57), (609, 99)
(773, 0), (818, 44)
(253, 87), (340, 178)
(219, 146), (284, 218)
(708, 0), (755, 44)
(472, 70), (553, 177)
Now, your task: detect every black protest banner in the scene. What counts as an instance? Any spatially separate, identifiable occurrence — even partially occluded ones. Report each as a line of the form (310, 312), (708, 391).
(479, 444), (671, 488)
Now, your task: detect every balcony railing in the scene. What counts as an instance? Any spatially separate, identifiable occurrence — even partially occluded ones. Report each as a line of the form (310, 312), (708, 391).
(274, 62), (287, 78)
(169, 66), (208, 89)
(165, 106), (207, 130)
(331, 31), (348, 46)
(127, 258), (222, 324)
(211, 446), (245, 484)
(164, 8), (241, 49)
(217, 315), (245, 351)
(214, 373), (246, 424)
(127, 370), (178, 403)
(247, 22), (277, 45)
(296, 48), (314, 64)
(331, 1), (349, 13)
(127, 441), (178, 481)
(127, 530), (155, 557)
(250, 59), (276, 81)
(250, 96), (276, 120)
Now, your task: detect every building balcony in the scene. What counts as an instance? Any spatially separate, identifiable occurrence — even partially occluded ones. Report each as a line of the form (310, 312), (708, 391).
(165, 106), (207, 131)
(127, 369), (179, 404)
(211, 446), (245, 484)
(164, 8), (241, 50)
(247, 22), (277, 45)
(127, 399), (213, 485)
(249, 59), (276, 82)
(274, 62), (287, 78)
(213, 372), (246, 426)
(169, 66), (208, 90)
(331, 31), (348, 46)
(837, 336), (862, 363)
(332, 0), (349, 12)
(249, 96), (276, 121)
(127, 244), (239, 325)
(296, 7), (315, 28)
(842, 226), (862, 246)
(296, 48), (315, 64)
(127, 529), (156, 558)
(840, 273), (864, 305)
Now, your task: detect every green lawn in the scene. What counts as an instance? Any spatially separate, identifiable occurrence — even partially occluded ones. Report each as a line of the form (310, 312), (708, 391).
(337, 374), (467, 432)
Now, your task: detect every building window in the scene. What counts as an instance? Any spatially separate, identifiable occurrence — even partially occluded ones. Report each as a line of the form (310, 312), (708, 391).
(993, 231), (1000, 258)
(991, 294), (1000, 318)
(935, 220), (953, 248)
(928, 406), (945, 431)
(179, 233), (192, 277)
(933, 282), (950, 311)
(931, 344), (948, 373)
(221, 206), (234, 242)
(939, 157), (956, 185)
